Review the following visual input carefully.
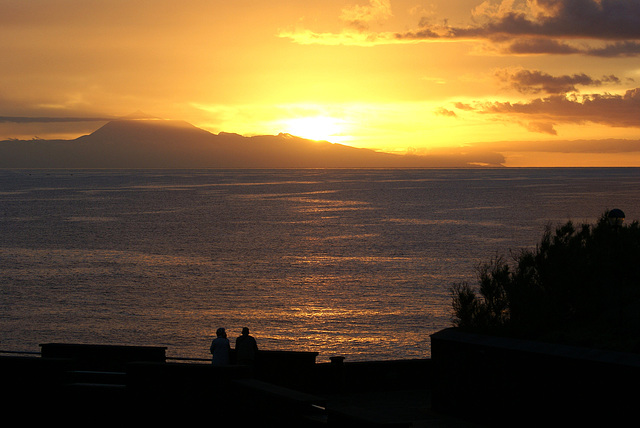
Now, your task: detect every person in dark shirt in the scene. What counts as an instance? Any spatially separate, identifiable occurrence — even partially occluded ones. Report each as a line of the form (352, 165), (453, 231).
(235, 327), (258, 365)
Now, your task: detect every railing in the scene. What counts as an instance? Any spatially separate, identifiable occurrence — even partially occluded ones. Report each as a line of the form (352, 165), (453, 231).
(166, 356), (210, 363)
(0, 349), (41, 356)
(1, 349), (211, 363)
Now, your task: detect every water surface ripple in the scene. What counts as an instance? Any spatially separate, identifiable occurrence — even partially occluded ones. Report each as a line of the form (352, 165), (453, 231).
(1, 168), (639, 361)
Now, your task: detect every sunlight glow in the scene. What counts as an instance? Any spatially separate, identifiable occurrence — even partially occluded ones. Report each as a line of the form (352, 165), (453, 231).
(282, 116), (346, 143)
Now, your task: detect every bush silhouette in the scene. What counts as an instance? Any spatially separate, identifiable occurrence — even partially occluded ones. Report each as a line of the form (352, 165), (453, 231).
(452, 210), (640, 352)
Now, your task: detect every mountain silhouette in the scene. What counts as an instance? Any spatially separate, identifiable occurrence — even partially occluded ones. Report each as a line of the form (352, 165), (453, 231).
(0, 116), (505, 168)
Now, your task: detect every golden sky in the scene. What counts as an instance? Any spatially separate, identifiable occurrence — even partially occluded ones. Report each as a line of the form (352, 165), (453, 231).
(1, 0), (640, 167)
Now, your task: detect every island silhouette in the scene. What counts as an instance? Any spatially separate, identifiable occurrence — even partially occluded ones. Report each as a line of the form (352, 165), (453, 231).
(0, 113), (505, 168)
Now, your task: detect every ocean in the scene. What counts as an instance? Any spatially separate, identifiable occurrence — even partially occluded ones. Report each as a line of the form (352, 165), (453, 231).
(1, 168), (639, 362)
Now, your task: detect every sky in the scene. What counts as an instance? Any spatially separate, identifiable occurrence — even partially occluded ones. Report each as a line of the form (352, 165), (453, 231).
(1, 0), (640, 167)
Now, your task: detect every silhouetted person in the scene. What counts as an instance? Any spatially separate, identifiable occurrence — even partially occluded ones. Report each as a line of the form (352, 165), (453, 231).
(235, 327), (258, 365)
(210, 327), (230, 366)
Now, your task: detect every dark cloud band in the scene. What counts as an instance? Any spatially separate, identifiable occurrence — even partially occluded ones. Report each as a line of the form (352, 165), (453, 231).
(395, 0), (640, 56)
(452, 87), (640, 135)
(0, 117), (112, 124)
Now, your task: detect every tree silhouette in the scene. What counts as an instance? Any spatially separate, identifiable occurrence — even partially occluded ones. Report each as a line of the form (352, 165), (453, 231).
(452, 210), (640, 352)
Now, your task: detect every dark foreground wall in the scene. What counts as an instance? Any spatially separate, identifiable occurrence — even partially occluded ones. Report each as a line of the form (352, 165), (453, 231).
(40, 343), (167, 370)
(1, 344), (323, 425)
(430, 328), (640, 426)
(312, 357), (432, 394)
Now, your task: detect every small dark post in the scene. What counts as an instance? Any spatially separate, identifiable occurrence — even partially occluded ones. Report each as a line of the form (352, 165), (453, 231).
(330, 356), (345, 391)
(330, 356), (345, 366)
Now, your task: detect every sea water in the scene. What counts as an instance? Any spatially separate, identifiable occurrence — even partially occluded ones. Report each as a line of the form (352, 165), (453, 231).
(1, 168), (639, 362)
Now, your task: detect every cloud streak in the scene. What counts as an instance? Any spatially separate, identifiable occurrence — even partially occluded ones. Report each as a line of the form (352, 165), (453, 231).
(495, 68), (621, 95)
(484, 138), (640, 154)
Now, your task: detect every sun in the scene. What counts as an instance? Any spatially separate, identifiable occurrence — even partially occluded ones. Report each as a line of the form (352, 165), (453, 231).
(282, 116), (345, 143)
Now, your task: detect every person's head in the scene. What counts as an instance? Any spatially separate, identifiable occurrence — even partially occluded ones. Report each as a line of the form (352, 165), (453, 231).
(242, 327), (250, 336)
(216, 327), (226, 338)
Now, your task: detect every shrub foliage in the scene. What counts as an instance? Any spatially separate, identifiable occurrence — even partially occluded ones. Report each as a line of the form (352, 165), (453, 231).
(451, 211), (640, 352)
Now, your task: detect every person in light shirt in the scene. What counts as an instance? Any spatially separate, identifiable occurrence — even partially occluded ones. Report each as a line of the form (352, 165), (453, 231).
(210, 327), (230, 366)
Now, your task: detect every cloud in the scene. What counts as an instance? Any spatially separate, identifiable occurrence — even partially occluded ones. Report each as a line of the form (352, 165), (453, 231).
(443, 0), (640, 40)
(277, 28), (396, 46)
(455, 87), (640, 134)
(586, 41), (640, 57)
(278, 1), (395, 46)
(453, 102), (477, 112)
(524, 121), (558, 135)
(495, 68), (621, 94)
(434, 107), (457, 117)
(340, 0), (393, 30)
(497, 38), (640, 57)
(281, 0), (640, 56)
(500, 37), (582, 55)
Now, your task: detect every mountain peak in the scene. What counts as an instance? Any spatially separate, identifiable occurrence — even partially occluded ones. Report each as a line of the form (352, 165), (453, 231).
(84, 115), (211, 143)
(118, 110), (160, 120)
